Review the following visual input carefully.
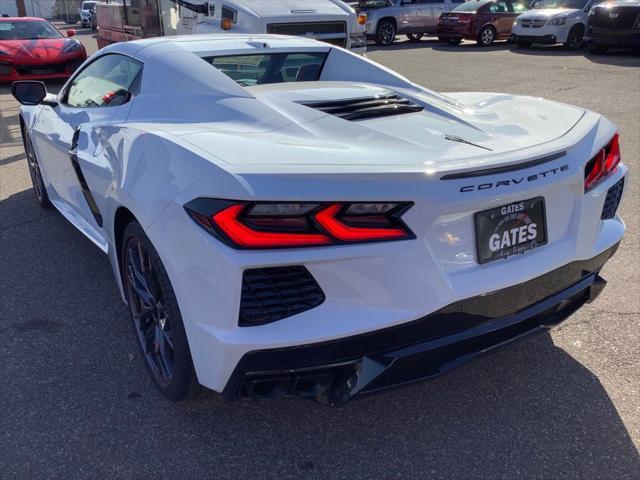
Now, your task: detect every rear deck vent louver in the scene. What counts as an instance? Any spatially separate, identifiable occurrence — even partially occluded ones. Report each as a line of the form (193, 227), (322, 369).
(300, 94), (423, 121)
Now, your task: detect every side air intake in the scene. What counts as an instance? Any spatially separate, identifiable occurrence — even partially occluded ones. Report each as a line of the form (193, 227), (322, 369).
(239, 266), (325, 326)
(300, 93), (423, 121)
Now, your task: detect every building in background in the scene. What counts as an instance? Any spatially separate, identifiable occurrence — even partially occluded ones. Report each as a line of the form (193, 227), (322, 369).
(1, 0), (58, 18)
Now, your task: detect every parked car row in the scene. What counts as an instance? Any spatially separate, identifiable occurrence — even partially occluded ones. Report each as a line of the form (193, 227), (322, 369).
(356, 0), (640, 52)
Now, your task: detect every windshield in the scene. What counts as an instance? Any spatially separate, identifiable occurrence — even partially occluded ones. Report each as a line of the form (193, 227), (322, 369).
(82, 1), (97, 10)
(202, 52), (328, 86)
(357, 0), (392, 10)
(452, 1), (492, 12)
(531, 0), (588, 9)
(0, 20), (64, 40)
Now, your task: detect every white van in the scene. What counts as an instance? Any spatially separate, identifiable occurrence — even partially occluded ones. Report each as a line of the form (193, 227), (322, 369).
(511, 0), (603, 49)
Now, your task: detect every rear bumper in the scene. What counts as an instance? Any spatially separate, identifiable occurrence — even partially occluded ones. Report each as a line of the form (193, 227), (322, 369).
(437, 33), (465, 41)
(437, 25), (474, 41)
(223, 243), (619, 406)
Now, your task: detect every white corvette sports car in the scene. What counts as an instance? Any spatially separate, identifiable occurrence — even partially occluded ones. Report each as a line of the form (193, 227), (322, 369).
(13, 35), (626, 405)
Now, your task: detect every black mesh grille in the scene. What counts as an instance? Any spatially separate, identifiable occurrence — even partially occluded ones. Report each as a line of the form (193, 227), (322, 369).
(267, 21), (347, 35)
(592, 6), (640, 28)
(601, 177), (625, 220)
(239, 266), (325, 326)
(300, 93), (424, 121)
(14, 58), (84, 76)
(15, 63), (66, 75)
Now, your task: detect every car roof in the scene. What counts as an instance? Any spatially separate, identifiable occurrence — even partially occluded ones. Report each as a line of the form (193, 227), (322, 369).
(102, 34), (330, 62)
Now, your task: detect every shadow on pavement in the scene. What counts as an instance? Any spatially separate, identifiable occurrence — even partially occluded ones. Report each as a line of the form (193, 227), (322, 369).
(507, 44), (640, 66)
(0, 187), (638, 478)
(368, 37), (514, 53)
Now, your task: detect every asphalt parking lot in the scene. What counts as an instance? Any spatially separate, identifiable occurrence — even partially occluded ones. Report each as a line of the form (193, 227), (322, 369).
(1, 27), (639, 478)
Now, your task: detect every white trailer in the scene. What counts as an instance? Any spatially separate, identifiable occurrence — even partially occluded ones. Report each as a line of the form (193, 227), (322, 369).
(176, 0), (368, 54)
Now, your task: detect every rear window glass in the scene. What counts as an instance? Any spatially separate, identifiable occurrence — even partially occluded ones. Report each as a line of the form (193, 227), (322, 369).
(201, 52), (328, 86)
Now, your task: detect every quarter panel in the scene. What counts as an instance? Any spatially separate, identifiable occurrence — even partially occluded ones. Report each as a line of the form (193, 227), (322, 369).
(76, 125), (233, 298)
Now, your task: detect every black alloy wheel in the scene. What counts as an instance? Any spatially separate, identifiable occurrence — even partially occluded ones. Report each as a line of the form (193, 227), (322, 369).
(564, 24), (585, 50)
(122, 221), (197, 400)
(23, 130), (52, 209)
(375, 20), (397, 46)
(407, 33), (424, 42)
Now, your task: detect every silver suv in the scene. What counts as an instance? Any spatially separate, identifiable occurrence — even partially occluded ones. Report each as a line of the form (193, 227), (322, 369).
(356, 0), (464, 45)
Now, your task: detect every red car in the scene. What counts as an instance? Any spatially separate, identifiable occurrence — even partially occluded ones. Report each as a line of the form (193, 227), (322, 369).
(437, 0), (528, 47)
(0, 17), (87, 83)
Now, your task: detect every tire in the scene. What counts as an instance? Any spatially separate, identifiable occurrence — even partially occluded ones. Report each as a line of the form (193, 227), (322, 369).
(407, 33), (424, 42)
(516, 40), (532, 48)
(23, 129), (52, 209)
(588, 43), (608, 54)
(477, 26), (496, 47)
(446, 38), (462, 45)
(121, 221), (198, 401)
(375, 19), (396, 46)
(564, 24), (585, 50)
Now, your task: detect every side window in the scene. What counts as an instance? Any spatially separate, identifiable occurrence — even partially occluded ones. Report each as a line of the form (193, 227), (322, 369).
(64, 54), (142, 108)
(489, 1), (509, 12)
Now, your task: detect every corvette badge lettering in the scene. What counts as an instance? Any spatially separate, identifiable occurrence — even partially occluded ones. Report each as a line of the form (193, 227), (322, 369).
(460, 164), (569, 192)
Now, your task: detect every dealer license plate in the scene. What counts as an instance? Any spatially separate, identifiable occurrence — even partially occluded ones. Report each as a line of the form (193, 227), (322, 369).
(475, 197), (547, 264)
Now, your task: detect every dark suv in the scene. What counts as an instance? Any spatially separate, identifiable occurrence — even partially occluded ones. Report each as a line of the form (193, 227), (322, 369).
(585, 0), (640, 53)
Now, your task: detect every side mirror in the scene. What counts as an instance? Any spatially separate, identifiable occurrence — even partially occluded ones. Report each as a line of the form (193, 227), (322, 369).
(67, 29), (76, 37)
(11, 81), (47, 106)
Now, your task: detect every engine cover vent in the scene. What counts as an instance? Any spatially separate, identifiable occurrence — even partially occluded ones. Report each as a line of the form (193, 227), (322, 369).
(300, 93), (423, 121)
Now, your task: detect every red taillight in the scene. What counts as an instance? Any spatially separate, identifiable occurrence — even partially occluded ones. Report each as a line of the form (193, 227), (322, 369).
(605, 133), (621, 171)
(584, 133), (621, 192)
(458, 15), (472, 24)
(185, 200), (414, 249)
(315, 203), (408, 242)
(212, 204), (332, 248)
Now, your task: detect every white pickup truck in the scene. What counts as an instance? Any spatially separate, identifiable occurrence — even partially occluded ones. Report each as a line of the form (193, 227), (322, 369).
(177, 0), (368, 54)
